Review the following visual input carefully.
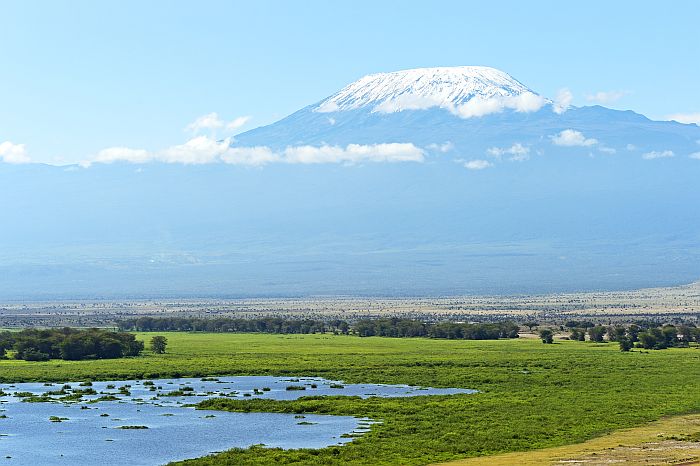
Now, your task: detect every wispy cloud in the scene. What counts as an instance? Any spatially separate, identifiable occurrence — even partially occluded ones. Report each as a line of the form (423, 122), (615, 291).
(426, 142), (454, 153)
(226, 116), (252, 131)
(91, 147), (151, 165)
(316, 101), (340, 113)
(185, 113), (252, 133)
(553, 88), (573, 114)
(598, 146), (617, 155)
(689, 152), (700, 160)
(586, 90), (627, 105)
(487, 143), (530, 161)
(642, 150), (674, 160)
(0, 141), (31, 164)
(82, 138), (425, 167)
(665, 113), (700, 125)
(373, 95), (445, 113)
(463, 159), (492, 170)
(550, 129), (598, 147)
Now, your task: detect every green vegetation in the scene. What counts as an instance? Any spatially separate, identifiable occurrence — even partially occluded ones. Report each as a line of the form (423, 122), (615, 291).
(0, 328), (143, 361)
(538, 329), (554, 344)
(0, 333), (697, 465)
(119, 317), (520, 340)
(150, 335), (168, 354)
(285, 385), (306, 391)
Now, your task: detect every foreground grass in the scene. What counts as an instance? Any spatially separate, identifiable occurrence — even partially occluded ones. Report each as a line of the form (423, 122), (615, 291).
(0, 333), (698, 465)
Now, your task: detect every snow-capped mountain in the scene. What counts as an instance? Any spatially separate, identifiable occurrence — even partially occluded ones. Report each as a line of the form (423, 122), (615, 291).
(1, 66), (699, 299)
(314, 66), (540, 114)
(233, 66), (699, 162)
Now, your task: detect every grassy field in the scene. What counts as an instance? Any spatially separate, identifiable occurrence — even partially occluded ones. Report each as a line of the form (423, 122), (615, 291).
(438, 413), (700, 465)
(0, 333), (698, 465)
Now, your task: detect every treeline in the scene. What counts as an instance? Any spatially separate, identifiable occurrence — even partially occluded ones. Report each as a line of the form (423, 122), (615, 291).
(563, 322), (700, 350)
(118, 317), (520, 340)
(0, 328), (144, 361)
(353, 319), (520, 339)
(119, 317), (349, 334)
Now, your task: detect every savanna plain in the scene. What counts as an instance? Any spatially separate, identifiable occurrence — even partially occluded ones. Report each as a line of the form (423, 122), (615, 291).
(1, 331), (698, 465)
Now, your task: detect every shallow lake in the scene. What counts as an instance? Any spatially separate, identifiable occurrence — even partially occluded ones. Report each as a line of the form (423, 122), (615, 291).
(0, 376), (474, 465)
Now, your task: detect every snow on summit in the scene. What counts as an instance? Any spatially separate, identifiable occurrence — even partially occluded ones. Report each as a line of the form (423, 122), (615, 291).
(316, 66), (547, 117)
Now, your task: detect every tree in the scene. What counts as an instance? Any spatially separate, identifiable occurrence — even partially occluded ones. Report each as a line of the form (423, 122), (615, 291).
(607, 326), (626, 342)
(539, 329), (554, 344)
(627, 324), (641, 342)
(150, 336), (168, 354)
(638, 331), (657, 349)
(570, 328), (586, 341)
(524, 322), (539, 331)
(619, 337), (633, 352)
(588, 326), (607, 343)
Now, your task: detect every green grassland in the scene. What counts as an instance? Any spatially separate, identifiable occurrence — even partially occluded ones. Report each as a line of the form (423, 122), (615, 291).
(1, 333), (699, 465)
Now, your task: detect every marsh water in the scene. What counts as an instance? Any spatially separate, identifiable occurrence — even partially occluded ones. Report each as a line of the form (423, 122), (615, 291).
(0, 376), (474, 465)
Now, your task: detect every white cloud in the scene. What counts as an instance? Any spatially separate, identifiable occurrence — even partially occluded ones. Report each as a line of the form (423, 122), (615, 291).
(186, 113), (252, 133)
(316, 101), (340, 113)
(161, 136), (231, 164)
(487, 143), (530, 161)
(550, 129), (598, 147)
(452, 92), (546, 119)
(282, 143), (425, 164)
(90, 147), (151, 165)
(186, 112), (224, 131)
(665, 113), (700, 125)
(84, 137), (232, 167)
(226, 116), (252, 131)
(626, 144), (637, 151)
(553, 88), (573, 114)
(426, 142), (454, 153)
(463, 159), (492, 170)
(0, 141), (31, 164)
(598, 146), (617, 155)
(453, 97), (504, 118)
(642, 150), (674, 160)
(82, 138), (425, 167)
(586, 90), (627, 105)
(689, 152), (700, 160)
(220, 146), (280, 166)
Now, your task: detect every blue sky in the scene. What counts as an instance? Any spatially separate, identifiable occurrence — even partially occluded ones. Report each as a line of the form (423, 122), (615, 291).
(1, 0), (699, 164)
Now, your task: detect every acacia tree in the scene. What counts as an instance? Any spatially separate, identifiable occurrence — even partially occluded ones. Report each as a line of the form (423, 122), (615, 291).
(588, 326), (607, 342)
(150, 336), (168, 354)
(539, 329), (554, 344)
(570, 328), (586, 341)
(524, 322), (539, 331)
(619, 337), (633, 352)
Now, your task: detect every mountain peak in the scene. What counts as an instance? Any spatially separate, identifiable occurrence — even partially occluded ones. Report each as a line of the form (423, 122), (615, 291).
(315, 66), (538, 113)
